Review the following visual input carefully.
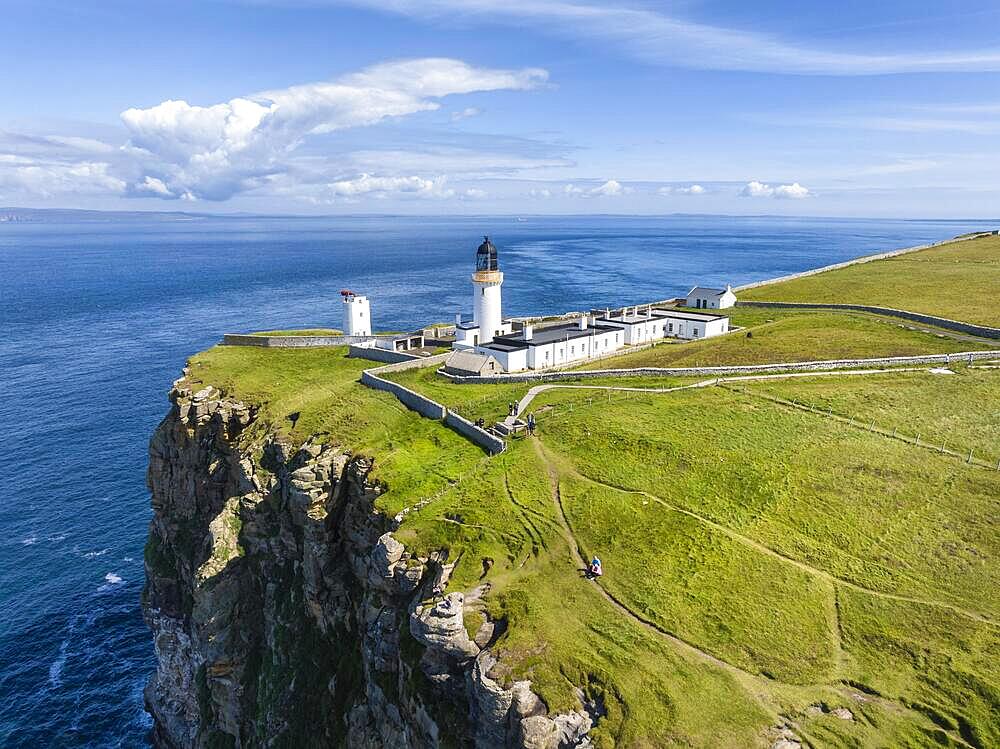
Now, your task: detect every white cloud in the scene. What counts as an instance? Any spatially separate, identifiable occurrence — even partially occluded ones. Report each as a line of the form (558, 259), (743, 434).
(740, 180), (811, 199)
(773, 182), (810, 199)
(591, 178), (624, 196)
(325, 173), (454, 199)
(740, 180), (774, 198)
(118, 58), (547, 201)
(564, 179), (630, 197)
(462, 187), (488, 199)
(333, 0), (1000, 75)
(136, 175), (175, 197)
(451, 106), (482, 121)
(528, 188), (552, 198)
(0, 160), (125, 197)
(660, 184), (705, 195)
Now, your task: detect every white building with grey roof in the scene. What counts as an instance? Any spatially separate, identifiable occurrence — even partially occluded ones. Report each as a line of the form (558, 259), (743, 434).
(449, 236), (731, 373)
(686, 284), (737, 309)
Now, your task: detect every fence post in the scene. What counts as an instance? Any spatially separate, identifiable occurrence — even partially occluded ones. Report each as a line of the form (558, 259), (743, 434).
(891, 426), (897, 438)
(967, 448), (973, 464)
(940, 440), (947, 454)
(869, 420), (875, 431)
(848, 416), (854, 427)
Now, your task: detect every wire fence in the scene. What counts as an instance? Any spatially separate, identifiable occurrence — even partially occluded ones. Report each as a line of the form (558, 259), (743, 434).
(721, 383), (1000, 471)
(504, 382), (999, 472)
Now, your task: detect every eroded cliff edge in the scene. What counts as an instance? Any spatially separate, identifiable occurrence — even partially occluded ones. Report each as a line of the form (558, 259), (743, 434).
(142, 379), (596, 748)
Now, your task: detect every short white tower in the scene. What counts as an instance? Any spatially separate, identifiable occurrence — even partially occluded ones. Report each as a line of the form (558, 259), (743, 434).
(472, 236), (503, 344)
(341, 290), (372, 337)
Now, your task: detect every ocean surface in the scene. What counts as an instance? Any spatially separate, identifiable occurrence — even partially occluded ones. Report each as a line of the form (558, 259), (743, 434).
(0, 213), (985, 747)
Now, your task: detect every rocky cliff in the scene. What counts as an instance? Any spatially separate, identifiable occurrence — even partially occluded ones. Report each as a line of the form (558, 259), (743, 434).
(142, 378), (596, 748)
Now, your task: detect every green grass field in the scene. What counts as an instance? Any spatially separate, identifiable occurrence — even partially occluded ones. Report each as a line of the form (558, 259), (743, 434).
(741, 234), (1000, 327)
(576, 308), (979, 370)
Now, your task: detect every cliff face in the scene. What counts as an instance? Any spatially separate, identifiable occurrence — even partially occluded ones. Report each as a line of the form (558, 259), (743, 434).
(142, 379), (595, 748)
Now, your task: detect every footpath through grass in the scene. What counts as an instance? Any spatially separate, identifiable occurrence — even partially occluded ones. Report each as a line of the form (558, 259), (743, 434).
(741, 233), (1000, 327)
(531, 379), (999, 746)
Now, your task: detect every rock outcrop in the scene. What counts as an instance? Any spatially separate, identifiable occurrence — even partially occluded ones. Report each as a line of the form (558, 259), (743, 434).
(143, 378), (596, 747)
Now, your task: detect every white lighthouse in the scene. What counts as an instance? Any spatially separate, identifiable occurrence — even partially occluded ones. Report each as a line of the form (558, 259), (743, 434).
(472, 236), (503, 344)
(341, 290), (371, 337)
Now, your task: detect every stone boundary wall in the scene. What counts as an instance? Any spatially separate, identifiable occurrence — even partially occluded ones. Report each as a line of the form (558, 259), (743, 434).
(736, 301), (1000, 340)
(359, 353), (506, 454)
(732, 235), (978, 294)
(360, 370), (446, 421)
(443, 350), (1000, 385)
(348, 345), (420, 364)
(444, 412), (506, 455)
(223, 333), (397, 348)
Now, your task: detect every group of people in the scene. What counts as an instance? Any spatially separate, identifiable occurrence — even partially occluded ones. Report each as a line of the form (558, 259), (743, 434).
(506, 401), (537, 435)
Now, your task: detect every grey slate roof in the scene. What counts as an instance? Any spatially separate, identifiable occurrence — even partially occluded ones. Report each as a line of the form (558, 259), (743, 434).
(686, 285), (732, 297)
(444, 351), (498, 374)
(483, 321), (621, 351)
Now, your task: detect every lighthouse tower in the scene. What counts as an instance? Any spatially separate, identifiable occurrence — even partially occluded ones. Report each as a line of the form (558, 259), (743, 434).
(341, 290), (372, 337)
(472, 236), (503, 344)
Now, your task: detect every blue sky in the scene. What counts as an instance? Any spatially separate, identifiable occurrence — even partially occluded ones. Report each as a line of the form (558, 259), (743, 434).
(2, 0), (1000, 217)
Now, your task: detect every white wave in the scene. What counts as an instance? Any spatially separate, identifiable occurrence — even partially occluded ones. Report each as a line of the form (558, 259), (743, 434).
(22, 535), (38, 545)
(84, 548), (110, 558)
(104, 572), (123, 585)
(49, 640), (69, 687)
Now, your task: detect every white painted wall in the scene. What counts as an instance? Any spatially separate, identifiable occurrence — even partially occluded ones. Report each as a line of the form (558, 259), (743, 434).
(343, 295), (371, 337)
(473, 275), (503, 343)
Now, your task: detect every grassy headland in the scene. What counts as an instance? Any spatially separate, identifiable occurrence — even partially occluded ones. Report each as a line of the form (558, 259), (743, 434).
(178, 233), (1000, 746)
(741, 233), (1000, 327)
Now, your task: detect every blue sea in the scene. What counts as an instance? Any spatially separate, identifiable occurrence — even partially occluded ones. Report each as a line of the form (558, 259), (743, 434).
(0, 213), (986, 747)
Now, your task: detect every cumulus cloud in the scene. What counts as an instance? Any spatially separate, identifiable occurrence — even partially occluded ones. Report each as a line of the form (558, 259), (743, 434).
(773, 182), (810, 199)
(591, 179), (624, 196)
(119, 58), (547, 201)
(739, 180), (810, 199)
(528, 188), (552, 198)
(564, 179), (630, 197)
(659, 184), (705, 195)
(325, 173), (454, 199)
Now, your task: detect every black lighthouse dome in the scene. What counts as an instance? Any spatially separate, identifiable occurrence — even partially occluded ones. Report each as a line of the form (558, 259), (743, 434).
(475, 236), (498, 272)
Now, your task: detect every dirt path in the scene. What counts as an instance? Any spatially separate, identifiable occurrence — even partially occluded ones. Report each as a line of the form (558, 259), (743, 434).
(530, 437), (981, 749)
(570, 466), (999, 629)
(510, 365), (945, 428)
(530, 437), (788, 686)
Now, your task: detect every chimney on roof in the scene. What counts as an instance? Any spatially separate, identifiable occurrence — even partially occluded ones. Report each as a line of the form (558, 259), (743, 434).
(578, 315), (588, 330)
(524, 324), (533, 341)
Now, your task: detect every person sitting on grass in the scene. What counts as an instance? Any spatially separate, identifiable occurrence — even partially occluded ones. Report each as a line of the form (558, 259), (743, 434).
(588, 556), (603, 578)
